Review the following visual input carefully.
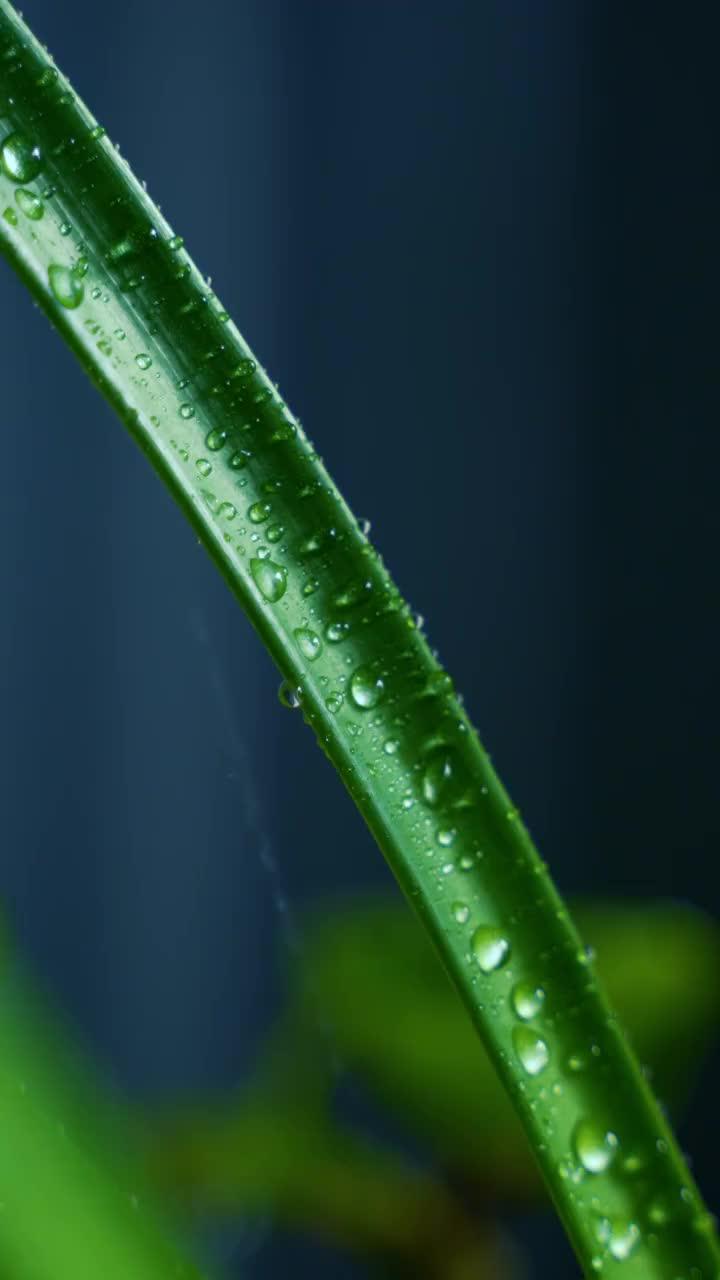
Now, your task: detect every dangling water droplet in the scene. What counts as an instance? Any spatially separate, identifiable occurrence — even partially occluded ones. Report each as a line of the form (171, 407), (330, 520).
(512, 982), (546, 1020)
(48, 263), (84, 309)
(573, 1119), (619, 1174)
(278, 680), (300, 709)
(15, 188), (43, 220)
(179, 402), (195, 420)
(513, 1025), (550, 1076)
(250, 557), (287, 602)
(452, 901), (470, 925)
(1, 132), (42, 182)
(349, 665), (385, 709)
(471, 926), (510, 973)
(135, 352), (152, 370)
(294, 627), (322, 662)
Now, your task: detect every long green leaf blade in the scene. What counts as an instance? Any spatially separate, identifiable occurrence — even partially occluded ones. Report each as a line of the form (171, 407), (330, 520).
(0, 4), (716, 1274)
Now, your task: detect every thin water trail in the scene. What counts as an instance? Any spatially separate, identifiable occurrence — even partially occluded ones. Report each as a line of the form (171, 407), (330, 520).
(188, 610), (343, 1082)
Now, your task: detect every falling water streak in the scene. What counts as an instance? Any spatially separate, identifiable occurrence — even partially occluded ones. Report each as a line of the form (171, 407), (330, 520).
(188, 611), (344, 1079)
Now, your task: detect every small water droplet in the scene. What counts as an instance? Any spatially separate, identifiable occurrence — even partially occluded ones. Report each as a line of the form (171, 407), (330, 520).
(48, 263), (84, 309)
(326, 620), (350, 644)
(15, 188), (43, 219)
(349, 665), (385, 710)
(325, 693), (343, 714)
(471, 926), (510, 973)
(512, 982), (546, 1020)
(278, 680), (300, 709)
(89, 124), (106, 140)
(435, 827), (456, 847)
(250, 557), (287, 602)
(452, 901), (470, 925)
(179, 402), (195, 420)
(513, 1024), (550, 1076)
(383, 738), (399, 755)
(169, 233), (184, 250)
(59, 220), (72, 236)
(294, 627), (322, 662)
(135, 352), (152, 370)
(1, 132), (42, 182)
(229, 448), (250, 469)
(573, 1119), (619, 1174)
(266, 522), (284, 543)
(196, 458), (212, 477)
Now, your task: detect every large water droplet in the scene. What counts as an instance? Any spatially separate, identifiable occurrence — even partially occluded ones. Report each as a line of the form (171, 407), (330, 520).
(512, 982), (546, 1020)
(294, 627), (322, 662)
(204, 428), (225, 451)
(249, 501), (271, 524)
(471, 926), (510, 973)
(250, 557), (287, 602)
(420, 745), (463, 808)
(1, 132), (42, 182)
(48, 263), (84, 309)
(15, 188), (43, 220)
(349, 665), (385, 709)
(573, 1119), (619, 1174)
(513, 1024), (550, 1076)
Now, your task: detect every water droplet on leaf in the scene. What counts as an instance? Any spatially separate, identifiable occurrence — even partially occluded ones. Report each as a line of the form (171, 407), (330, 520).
(294, 627), (322, 662)
(512, 982), (546, 1020)
(15, 188), (43, 219)
(350, 665), (385, 709)
(48, 263), (84, 309)
(471, 926), (510, 973)
(1, 132), (42, 182)
(513, 1025), (550, 1076)
(573, 1119), (619, 1174)
(250, 557), (287, 602)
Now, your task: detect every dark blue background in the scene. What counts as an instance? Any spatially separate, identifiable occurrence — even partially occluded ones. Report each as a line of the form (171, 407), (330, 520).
(1, 2), (717, 1275)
